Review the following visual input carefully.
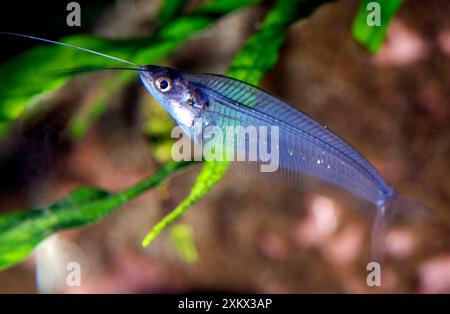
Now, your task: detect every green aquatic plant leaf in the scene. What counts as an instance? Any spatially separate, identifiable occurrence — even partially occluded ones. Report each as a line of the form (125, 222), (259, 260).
(141, 0), (333, 247)
(0, 0), (261, 139)
(352, 0), (403, 53)
(0, 161), (191, 270)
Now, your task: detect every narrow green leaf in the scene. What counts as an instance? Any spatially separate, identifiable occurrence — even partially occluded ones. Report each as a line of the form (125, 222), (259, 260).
(142, 0), (333, 247)
(0, 161), (191, 270)
(352, 0), (403, 53)
(142, 160), (230, 247)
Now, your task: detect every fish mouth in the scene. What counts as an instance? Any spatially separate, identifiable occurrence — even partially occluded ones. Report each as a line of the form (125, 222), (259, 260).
(139, 65), (162, 79)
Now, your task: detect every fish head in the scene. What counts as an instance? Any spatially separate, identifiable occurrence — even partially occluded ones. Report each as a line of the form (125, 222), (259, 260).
(139, 65), (207, 130)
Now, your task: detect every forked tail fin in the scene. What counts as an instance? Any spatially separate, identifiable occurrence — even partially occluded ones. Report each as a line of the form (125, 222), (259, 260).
(371, 193), (434, 263)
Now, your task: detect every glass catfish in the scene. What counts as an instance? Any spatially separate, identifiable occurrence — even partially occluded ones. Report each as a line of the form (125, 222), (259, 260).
(1, 33), (432, 260)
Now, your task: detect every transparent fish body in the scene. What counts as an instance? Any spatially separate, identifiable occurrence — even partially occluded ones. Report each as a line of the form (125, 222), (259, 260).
(140, 66), (432, 261)
(184, 73), (394, 205)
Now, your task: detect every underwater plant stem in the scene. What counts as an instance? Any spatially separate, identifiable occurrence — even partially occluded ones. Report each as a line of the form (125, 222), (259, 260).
(119, 161), (192, 201)
(141, 160), (230, 247)
(141, 199), (192, 247)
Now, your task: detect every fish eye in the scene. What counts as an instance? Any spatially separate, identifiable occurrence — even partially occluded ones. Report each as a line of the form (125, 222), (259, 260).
(155, 77), (172, 92)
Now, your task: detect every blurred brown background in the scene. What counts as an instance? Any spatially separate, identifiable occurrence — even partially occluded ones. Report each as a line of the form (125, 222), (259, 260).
(0, 0), (449, 293)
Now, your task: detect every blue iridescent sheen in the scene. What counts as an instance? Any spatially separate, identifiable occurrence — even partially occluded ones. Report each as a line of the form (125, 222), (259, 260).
(140, 65), (431, 260)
